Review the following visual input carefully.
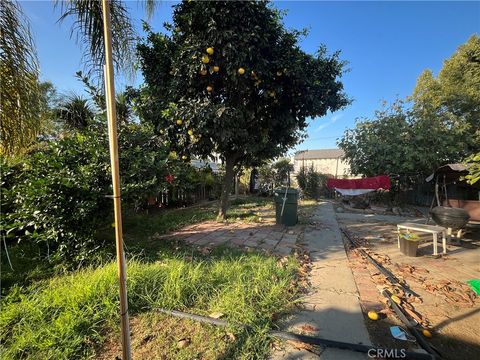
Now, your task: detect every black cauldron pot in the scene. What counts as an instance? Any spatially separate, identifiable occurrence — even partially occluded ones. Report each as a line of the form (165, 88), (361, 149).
(430, 206), (470, 229)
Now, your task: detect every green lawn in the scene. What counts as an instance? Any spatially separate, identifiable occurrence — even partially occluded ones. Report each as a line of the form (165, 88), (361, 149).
(1, 249), (299, 359)
(0, 196), (306, 359)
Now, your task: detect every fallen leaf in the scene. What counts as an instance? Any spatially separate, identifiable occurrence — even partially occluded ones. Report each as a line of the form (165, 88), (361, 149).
(177, 338), (191, 348)
(271, 312), (280, 321)
(287, 340), (317, 353)
(140, 334), (155, 346)
(270, 340), (283, 350)
(209, 312), (224, 319)
(300, 324), (319, 333)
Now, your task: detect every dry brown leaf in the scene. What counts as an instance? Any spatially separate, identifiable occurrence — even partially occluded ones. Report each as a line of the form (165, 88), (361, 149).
(300, 324), (319, 333)
(287, 340), (315, 352)
(177, 338), (191, 348)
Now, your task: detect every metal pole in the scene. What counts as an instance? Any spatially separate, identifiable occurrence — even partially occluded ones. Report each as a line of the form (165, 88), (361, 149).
(335, 156), (339, 179)
(101, 1), (131, 359)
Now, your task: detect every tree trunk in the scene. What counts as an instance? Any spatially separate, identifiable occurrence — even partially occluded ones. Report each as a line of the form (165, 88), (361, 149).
(218, 156), (236, 220)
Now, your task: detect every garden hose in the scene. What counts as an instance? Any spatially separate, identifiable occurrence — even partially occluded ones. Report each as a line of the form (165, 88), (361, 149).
(153, 308), (437, 359)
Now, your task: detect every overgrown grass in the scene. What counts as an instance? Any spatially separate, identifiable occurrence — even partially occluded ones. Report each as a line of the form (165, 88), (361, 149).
(1, 196), (307, 359)
(0, 249), (299, 359)
(1, 197), (273, 292)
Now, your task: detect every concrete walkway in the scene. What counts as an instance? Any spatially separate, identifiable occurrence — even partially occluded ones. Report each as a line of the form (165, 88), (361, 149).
(271, 201), (371, 359)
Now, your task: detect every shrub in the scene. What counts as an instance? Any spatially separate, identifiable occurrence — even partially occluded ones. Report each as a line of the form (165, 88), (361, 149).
(1, 133), (112, 263)
(117, 124), (171, 209)
(296, 165), (321, 199)
(0, 124), (180, 264)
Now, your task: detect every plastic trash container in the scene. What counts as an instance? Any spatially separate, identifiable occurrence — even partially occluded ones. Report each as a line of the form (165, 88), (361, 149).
(274, 188), (299, 226)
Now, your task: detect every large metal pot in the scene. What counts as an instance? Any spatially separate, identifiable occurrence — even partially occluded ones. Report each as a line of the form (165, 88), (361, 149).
(430, 206), (470, 229)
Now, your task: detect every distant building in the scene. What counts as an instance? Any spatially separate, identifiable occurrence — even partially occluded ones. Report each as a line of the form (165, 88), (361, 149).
(190, 159), (221, 173)
(293, 149), (350, 178)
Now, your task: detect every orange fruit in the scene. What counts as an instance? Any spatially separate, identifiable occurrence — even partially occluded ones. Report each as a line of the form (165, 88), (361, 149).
(213, 66), (220, 72)
(206, 85), (213, 92)
(182, 155), (188, 160)
(201, 55), (210, 64)
(176, 119), (183, 125)
(238, 67), (245, 75)
(206, 47), (214, 55)
(188, 129), (194, 136)
(367, 311), (379, 321)
(200, 69), (208, 76)
(422, 329), (432, 338)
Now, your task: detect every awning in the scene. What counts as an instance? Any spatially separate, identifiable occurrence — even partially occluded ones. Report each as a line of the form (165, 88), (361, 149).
(327, 176), (390, 196)
(425, 163), (468, 183)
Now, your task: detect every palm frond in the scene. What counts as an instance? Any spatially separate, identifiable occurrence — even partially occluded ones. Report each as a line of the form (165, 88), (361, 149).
(143, 0), (158, 20)
(55, 93), (95, 131)
(0, 0), (41, 156)
(54, 0), (136, 83)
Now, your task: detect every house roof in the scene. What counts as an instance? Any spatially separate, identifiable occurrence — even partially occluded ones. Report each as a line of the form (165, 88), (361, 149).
(294, 149), (345, 160)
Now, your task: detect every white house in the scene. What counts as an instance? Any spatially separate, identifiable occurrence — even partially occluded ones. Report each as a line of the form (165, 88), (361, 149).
(293, 149), (350, 178)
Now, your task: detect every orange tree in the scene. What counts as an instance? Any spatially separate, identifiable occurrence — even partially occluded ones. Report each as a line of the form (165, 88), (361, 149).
(135, 1), (349, 219)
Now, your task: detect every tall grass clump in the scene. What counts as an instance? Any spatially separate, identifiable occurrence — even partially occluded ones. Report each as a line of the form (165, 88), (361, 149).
(1, 250), (299, 359)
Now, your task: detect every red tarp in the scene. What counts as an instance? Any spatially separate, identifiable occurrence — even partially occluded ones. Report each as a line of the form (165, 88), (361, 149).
(327, 176), (390, 190)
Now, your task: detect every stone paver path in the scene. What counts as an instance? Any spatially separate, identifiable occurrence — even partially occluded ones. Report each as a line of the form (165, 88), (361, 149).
(270, 201), (371, 359)
(166, 220), (303, 256)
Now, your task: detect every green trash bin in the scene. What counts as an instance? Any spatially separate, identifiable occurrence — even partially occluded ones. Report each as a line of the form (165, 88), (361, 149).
(274, 188), (299, 226)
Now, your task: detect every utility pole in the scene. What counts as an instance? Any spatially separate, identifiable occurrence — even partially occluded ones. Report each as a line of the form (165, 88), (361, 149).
(101, 1), (131, 359)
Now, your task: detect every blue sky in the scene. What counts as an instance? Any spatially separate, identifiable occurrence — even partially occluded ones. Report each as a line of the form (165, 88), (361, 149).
(22, 1), (479, 153)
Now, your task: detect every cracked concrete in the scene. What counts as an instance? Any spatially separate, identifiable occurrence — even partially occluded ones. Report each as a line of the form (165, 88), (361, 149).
(270, 201), (371, 359)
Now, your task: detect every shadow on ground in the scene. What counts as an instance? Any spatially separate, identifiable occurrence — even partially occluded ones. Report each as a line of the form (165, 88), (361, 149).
(99, 306), (480, 360)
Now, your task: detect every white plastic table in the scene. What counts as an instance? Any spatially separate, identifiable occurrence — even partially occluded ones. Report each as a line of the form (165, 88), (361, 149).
(397, 222), (447, 256)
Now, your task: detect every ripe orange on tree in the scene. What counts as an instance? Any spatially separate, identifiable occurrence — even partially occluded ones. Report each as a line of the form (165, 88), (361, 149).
(206, 47), (214, 55)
